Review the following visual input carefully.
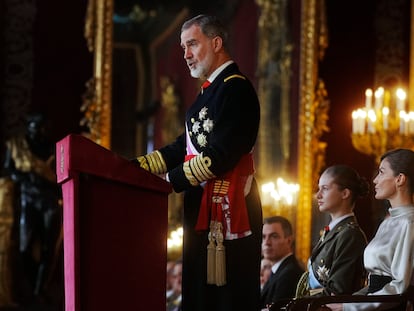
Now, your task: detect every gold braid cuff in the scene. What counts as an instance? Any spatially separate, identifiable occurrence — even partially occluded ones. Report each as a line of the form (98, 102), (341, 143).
(183, 153), (215, 186)
(137, 150), (167, 174)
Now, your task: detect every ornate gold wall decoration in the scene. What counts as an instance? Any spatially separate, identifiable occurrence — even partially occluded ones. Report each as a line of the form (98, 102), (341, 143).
(256, 0), (293, 181)
(0, 178), (14, 307)
(160, 76), (183, 146)
(159, 76), (184, 230)
(296, 0), (329, 264)
(256, 0), (329, 264)
(82, 0), (113, 149)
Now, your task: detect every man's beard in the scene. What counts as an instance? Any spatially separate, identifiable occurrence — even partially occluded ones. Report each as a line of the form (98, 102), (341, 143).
(189, 58), (210, 79)
(190, 65), (204, 78)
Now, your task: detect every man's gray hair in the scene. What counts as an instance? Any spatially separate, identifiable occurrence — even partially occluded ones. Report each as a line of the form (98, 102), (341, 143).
(181, 14), (229, 51)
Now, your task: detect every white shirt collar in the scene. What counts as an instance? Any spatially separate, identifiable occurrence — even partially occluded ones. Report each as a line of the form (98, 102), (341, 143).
(328, 212), (354, 230)
(271, 253), (293, 274)
(206, 60), (234, 83)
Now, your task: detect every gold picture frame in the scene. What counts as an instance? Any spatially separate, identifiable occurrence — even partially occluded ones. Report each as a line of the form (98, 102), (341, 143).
(82, 0), (113, 149)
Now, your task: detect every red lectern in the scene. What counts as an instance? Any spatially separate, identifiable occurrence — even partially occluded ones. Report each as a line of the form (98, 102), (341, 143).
(56, 134), (172, 311)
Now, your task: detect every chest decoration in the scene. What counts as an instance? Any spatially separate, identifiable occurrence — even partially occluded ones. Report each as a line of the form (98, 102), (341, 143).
(189, 106), (214, 148)
(316, 265), (330, 283)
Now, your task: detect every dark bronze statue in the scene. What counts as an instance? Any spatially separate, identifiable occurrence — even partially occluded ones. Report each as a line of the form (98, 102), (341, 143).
(3, 112), (62, 305)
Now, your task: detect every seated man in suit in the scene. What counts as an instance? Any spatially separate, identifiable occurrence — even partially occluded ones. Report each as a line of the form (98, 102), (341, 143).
(166, 260), (182, 311)
(260, 216), (304, 310)
(260, 257), (272, 290)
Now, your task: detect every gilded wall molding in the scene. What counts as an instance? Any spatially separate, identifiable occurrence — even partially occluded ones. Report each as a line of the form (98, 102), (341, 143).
(0, 178), (14, 306)
(256, 0), (329, 264)
(296, 0), (329, 264)
(82, 0), (113, 148)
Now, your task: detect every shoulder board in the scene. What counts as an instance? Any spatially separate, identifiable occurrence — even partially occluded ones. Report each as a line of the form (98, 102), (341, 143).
(335, 222), (359, 232)
(346, 221), (359, 229)
(224, 74), (246, 82)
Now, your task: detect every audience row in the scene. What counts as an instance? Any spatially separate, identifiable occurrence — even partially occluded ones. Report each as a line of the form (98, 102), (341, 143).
(261, 148), (414, 311)
(166, 148), (414, 311)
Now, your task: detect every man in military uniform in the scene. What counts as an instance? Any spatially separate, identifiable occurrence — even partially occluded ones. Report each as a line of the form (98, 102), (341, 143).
(133, 14), (262, 311)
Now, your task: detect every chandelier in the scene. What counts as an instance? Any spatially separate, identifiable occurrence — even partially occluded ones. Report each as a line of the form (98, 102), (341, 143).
(351, 87), (414, 162)
(261, 178), (300, 221)
(167, 226), (183, 260)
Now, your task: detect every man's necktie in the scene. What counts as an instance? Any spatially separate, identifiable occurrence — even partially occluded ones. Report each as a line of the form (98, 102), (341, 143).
(201, 80), (211, 94)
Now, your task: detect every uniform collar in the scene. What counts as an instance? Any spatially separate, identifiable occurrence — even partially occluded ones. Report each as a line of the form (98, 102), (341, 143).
(205, 60), (234, 84)
(329, 213), (354, 230)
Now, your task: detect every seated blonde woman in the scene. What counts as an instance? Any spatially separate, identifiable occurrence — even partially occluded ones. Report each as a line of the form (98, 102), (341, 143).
(298, 165), (369, 297)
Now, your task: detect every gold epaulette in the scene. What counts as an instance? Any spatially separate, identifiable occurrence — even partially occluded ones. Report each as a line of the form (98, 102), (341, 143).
(223, 74), (246, 82)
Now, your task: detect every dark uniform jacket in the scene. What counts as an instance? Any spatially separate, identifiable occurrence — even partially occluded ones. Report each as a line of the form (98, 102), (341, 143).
(160, 62), (260, 192)
(154, 63), (262, 311)
(260, 254), (304, 309)
(310, 215), (367, 295)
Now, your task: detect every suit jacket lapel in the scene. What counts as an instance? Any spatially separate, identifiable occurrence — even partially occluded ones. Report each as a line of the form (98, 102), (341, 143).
(261, 271), (274, 294)
(261, 255), (293, 294)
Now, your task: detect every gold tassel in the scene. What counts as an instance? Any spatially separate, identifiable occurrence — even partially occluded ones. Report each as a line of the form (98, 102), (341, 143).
(215, 222), (226, 286)
(207, 221), (216, 284)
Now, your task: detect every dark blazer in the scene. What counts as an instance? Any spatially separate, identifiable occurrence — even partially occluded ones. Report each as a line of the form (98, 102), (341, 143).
(310, 215), (367, 295)
(260, 254), (304, 309)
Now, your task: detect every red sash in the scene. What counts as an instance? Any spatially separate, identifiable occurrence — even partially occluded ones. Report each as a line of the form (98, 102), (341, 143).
(187, 153), (254, 237)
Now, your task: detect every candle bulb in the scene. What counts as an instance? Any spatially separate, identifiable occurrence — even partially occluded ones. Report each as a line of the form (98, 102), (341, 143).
(405, 117), (409, 136)
(409, 112), (414, 134)
(359, 109), (367, 134)
(365, 89), (373, 109)
(367, 109), (376, 133)
(352, 110), (358, 134)
(396, 88), (406, 111)
(374, 87), (384, 111)
(382, 107), (389, 130)
(400, 110), (406, 134)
